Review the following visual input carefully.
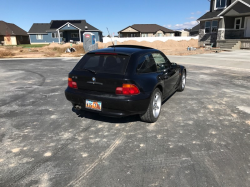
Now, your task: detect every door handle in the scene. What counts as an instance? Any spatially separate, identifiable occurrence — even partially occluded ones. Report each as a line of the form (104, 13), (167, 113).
(164, 72), (168, 79)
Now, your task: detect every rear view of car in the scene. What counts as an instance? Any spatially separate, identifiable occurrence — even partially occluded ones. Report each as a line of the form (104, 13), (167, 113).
(65, 45), (186, 123)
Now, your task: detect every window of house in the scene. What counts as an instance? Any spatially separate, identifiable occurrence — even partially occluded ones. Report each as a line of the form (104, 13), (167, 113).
(52, 32), (63, 38)
(36, 34), (43, 40)
(234, 18), (242, 30)
(71, 33), (79, 38)
(20, 36), (23, 41)
(216, 0), (227, 9)
(205, 21), (211, 33)
(120, 33), (123, 37)
(142, 33), (148, 37)
(157, 33), (163, 37)
(52, 33), (56, 38)
(212, 21), (218, 32)
(137, 54), (157, 73)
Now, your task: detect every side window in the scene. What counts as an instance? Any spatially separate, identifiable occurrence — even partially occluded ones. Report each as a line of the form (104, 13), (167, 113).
(152, 53), (170, 72)
(137, 54), (157, 73)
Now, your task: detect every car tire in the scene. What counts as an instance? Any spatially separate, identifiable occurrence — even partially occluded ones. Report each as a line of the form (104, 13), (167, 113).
(140, 88), (162, 123)
(177, 70), (186, 92)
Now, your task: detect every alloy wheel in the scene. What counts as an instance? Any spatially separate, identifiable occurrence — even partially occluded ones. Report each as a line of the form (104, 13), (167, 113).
(182, 73), (186, 89)
(152, 92), (161, 118)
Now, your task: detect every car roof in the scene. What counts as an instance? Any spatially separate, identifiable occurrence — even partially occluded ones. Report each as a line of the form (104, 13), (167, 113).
(89, 45), (158, 55)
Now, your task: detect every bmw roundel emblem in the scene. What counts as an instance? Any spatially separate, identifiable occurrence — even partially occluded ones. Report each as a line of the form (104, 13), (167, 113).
(92, 77), (96, 82)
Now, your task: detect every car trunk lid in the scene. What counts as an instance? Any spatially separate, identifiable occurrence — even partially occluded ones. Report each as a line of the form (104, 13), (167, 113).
(70, 53), (130, 94)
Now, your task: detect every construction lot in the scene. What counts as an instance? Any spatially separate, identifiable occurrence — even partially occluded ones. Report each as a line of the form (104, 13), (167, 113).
(0, 39), (212, 58)
(0, 51), (250, 186)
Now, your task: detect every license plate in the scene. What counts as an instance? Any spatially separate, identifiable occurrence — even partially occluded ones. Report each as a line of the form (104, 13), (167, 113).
(85, 99), (102, 111)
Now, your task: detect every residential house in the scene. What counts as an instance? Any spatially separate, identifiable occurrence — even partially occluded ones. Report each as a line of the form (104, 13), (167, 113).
(182, 29), (191, 37)
(198, 0), (250, 49)
(28, 20), (103, 44)
(189, 24), (200, 36)
(118, 24), (176, 37)
(174, 29), (191, 37)
(0, 21), (29, 45)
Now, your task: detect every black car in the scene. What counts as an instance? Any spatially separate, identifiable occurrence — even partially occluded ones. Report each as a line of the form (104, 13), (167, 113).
(65, 45), (186, 123)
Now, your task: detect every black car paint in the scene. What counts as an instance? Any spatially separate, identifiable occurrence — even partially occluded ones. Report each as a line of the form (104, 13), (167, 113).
(65, 46), (186, 117)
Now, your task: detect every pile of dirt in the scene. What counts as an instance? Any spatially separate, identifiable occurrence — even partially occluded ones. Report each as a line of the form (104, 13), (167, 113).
(97, 39), (211, 56)
(98, 39), (198, 50)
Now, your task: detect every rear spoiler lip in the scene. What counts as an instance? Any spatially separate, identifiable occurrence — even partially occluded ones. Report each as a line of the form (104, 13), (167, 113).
(94, 52), (118, 55)
(87, 52), (131, 56)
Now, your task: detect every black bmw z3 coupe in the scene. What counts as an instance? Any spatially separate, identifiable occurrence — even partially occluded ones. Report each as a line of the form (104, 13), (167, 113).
(65, 45), (186, 123)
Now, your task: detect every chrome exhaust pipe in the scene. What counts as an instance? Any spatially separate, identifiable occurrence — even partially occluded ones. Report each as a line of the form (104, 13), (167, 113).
(74, 105), (82, 110)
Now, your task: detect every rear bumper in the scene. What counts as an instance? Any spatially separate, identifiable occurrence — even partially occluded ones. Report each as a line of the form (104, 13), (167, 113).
(65, 87), (151, 117)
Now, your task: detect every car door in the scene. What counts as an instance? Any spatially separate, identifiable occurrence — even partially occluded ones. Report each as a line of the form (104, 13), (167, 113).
(161, 53), (181, 90)
(151, 52), (177, 97)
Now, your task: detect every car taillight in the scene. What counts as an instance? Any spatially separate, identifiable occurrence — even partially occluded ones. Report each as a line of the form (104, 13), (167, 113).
(116, 84), (140, 95)
(68, 78), (78, 89)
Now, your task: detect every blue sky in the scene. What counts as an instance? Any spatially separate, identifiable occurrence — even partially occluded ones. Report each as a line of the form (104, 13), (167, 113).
(1, 0), (209, 35)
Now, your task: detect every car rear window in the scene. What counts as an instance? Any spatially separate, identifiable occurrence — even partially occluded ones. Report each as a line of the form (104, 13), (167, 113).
(74, 54), (130, 74)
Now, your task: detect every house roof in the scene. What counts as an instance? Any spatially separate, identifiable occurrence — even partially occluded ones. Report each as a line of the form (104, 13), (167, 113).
(198, 0), (250, 20)
(0, 21), (28, 36)
(218, 0), (250, 16)
(190, 24), (200, 32)
(28, 20), (101, 34)
(119, 24), (175, 33)
(28, 23), (51, 34)
(197, 10), (223, 20)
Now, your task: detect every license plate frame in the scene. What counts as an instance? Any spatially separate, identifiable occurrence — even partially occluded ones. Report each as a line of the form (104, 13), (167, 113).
(85, 99), (102, 111)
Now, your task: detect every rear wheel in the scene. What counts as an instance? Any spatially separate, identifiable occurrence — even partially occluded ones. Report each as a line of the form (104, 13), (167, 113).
(178, 70), (186, 92)
(140, 88), (162, 123)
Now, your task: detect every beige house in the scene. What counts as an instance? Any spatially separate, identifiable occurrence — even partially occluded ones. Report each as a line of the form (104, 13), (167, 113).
(181, 30), (190, 37)
(118, 24), (176, 37)
(0, 21), (29, 45)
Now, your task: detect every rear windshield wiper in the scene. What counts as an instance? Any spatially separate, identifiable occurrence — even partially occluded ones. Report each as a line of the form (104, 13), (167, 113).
(83, 68), (96, 74)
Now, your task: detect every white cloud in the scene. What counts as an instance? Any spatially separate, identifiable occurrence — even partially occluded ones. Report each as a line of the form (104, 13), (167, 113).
(187, 16), (196, 20)
(164, 24), (172, 28)
(191, 11), (202, 15)
(173, 21), (199, 30)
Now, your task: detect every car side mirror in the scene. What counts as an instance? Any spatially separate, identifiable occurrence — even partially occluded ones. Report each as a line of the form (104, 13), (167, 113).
(171, 62), (177, 66)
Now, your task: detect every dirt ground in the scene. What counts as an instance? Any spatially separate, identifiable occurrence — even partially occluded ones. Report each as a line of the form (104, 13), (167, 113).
(98, 39), (213, 56)
(0, 39), (213, 58)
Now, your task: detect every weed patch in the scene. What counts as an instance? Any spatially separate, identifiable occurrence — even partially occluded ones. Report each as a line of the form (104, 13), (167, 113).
(0, 51), (14, 58)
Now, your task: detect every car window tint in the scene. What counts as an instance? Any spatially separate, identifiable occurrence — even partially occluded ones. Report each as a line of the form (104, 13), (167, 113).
(137, 54), (157, 73)
(83, 56), (100, 68)
(75, 54), (129, 74)
(152, 53), (169, 71)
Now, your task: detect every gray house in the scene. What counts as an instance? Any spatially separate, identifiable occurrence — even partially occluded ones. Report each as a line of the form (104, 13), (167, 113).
(28, 20), (103, 44)
(198, 0), (250, 49)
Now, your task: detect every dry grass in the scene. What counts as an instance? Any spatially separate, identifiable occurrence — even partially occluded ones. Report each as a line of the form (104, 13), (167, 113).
(44, 45), (85, 57)
(0, 51), (14, 58)
(73, 45), (85, 54)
